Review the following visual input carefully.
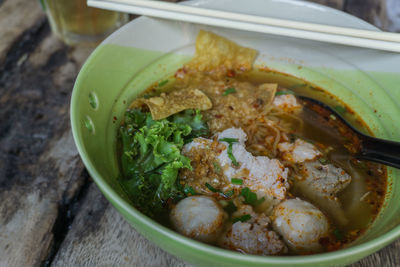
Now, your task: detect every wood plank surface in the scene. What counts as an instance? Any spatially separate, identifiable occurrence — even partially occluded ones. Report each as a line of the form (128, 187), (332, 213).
(0, 0), (399, 266)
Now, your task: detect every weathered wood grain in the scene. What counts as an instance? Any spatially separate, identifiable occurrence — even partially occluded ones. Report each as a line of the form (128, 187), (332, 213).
(0, 19), (92, 265)
(0, 0), (45, 63)
(51, 183), (191, 267)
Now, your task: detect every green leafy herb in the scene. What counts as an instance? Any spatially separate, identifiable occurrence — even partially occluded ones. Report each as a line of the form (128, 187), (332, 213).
(231, 178), (243, 185)
(333, 229), (344, 241)
(222, 87), (236, 96)
(213, 161), (222, 174)
(219, 138), (239, 166)
(158, 80), (169, 87)
(334, 105), (347, 113)
(224, 201), (237, 214)
(183, 185), (197, 196)
(169, 109), (209, 139)
(119, 108), (204, 218)
(205, 183), (219, 193)
(240, 187), (264, 206)
(275, 90), (295, 96)
(232, 214), (252, 223)
(240, 187), (258, 205)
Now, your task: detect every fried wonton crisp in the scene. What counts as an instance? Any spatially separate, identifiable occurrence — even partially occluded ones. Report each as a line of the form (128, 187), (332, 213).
(133, 88), (212, 120)
(185, 30), (258, 73)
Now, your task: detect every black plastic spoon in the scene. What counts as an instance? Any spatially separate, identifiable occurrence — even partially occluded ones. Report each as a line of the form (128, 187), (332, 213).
(299, 95), (400, 169)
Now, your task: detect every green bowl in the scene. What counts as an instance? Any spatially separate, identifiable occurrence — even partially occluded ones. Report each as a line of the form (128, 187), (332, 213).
(71, 0), (400, 266)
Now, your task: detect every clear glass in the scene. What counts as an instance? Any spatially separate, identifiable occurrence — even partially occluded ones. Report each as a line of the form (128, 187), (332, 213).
(43, 0), (128, 45)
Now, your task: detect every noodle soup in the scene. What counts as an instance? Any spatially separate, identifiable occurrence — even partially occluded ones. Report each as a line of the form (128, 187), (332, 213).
(117, 31), (386, 256)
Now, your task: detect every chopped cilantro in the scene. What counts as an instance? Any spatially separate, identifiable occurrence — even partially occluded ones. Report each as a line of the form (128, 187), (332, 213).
(224, 200), (237, 214)
(232, 214), (252, 223)
(222, 87), (236, 96)
(275, 90), (295, 96)
(231, 178), (243, 185)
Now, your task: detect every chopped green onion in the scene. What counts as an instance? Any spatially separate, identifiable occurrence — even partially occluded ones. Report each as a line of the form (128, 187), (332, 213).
(224, 201), (237, 214)
(205, 183), (219, 193)
(158, 80), (169, 87)
(222, 87), (236, 96)
(231, 178), (243, 185)
(334, 105), (347, 113)
(333, 229), (344, 241)
(219, 138), (239, 166)
(240, 187), (258, 205)
(183, 186), (197, 196)
(219, 138), (239, 143)
(232, 214), (252, 223)
(213, 161), (222, 174)
(275, 90), (295, 96)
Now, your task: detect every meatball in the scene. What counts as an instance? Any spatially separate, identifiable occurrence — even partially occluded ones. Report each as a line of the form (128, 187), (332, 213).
(278, 139), (322, 163)
(170, 196), (226, 243)
(272, 198), (330, 252)
(220, 205), (287, 255)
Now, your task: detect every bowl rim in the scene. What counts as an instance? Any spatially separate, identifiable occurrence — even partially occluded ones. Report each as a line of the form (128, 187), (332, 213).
(71, 0), (400, 264)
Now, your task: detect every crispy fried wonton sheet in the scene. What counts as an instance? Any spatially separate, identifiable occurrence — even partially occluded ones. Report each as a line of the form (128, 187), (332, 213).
(131, 88), (212, 120)
(185, 30), (258, 73)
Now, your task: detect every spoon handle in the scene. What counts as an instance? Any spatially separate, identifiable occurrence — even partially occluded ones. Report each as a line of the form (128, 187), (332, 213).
(358, 137), (400, 169)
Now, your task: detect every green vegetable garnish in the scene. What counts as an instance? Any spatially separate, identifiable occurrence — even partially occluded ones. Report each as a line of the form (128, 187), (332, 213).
(205, 183), (219, 193)
(232, 214), (252, 223)
(275, 90), (295, 96)
(240, 187), (257, 205)
(231, 178), (243, 185)
(219, 138), (239, 143)
(219, 138), (239, 166)
(240, 187), (264, 206)
(224, 200), (237, 214)
(119, 108), (208, 218)
(158, 80), (169, 87)
(222, 87), (236, 96)
(333, 229), (344, 241)
(169, 109), (209, 140)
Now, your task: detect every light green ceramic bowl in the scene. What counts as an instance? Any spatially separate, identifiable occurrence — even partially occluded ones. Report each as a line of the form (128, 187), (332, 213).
(71, 0), (400, 266)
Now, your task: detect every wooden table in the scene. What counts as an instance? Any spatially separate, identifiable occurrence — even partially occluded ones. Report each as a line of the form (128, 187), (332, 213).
(0, 0), (399, 266)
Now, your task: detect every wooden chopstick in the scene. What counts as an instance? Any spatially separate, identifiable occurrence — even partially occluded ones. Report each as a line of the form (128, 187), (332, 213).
(88, 0), (400, 52)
